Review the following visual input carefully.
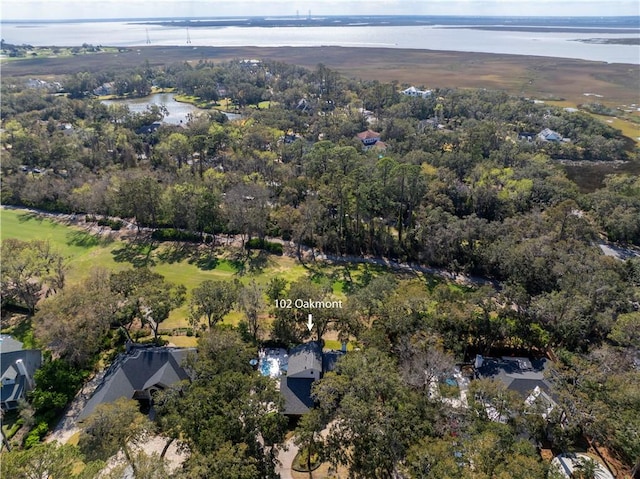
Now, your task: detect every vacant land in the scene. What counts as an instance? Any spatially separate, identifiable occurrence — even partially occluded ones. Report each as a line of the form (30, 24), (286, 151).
(3, 45), (638, 109)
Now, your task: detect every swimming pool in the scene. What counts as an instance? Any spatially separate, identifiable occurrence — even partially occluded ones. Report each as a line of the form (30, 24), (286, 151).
(258, 348), (288, 378)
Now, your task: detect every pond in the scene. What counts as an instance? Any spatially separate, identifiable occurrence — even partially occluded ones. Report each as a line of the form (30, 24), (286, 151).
(102, 92), (241, 125)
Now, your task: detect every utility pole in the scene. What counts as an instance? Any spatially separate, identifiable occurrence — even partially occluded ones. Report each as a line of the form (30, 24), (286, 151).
(186, 27), (192, 44)
(145, 28), (151, 44)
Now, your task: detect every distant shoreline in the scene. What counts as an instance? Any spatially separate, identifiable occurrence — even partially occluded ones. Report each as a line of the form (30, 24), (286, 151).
(439, 26), (640, 34)
(133, 16), (640, 32)
(3, 14), (638, 29)
(574, 38), (640, 45)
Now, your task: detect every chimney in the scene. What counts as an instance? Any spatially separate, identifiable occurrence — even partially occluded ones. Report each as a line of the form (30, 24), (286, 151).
(474, 354), (483, 369)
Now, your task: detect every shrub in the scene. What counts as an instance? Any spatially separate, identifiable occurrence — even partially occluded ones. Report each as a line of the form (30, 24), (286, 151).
(151, 228), (201, 243)
(245, 238), (283, 255)
(24, 421), (48, 448)
(96, 218), (123, 230)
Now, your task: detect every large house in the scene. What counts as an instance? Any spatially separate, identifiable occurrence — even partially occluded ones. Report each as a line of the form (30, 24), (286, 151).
(1, 335), (42, 411)
(475, 355), (557, 420)
(79, 345), (195, 421)
(402, 86), (433, 98)
(261, 342), (345, 416)
(356, 129), (387, 151)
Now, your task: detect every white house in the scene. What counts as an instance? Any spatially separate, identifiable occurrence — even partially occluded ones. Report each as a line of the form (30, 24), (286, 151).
(402, 86), (433, 98)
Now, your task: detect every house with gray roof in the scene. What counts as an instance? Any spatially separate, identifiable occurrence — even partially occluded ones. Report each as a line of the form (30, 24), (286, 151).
(278, 342), (344, 416)
(79, 345), (195, 421)
(1, 335), (42, 411)
(475, 355), (557, 420)
(537, 128), (565, 142)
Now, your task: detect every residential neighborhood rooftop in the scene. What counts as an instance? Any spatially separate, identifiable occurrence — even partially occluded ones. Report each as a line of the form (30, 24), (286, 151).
(79, 345), (195, 421)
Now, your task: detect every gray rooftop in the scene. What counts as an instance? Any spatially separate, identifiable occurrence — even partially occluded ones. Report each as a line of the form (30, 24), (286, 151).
(79, 346), (195, 421)
(286, 342), (322, 378)
(281, 377), (315, 416)
(1, 339), (42, 411)
(0, 335), (24, 353)
(476, 356), (553, 399)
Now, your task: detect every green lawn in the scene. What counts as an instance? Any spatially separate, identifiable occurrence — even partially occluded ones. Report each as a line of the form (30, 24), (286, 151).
(0, 209), (128, 284)
(2, 208), (446, 331)
(1, 208), (341, 329)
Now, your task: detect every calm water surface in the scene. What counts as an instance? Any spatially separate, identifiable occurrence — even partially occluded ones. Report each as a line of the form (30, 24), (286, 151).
(102, 93), (199, 125)
(3, 22), (639, 64)
(102, 93), (242, 124)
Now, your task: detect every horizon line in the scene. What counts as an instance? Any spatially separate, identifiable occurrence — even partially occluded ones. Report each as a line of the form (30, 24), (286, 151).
(3, 14), (639, 23)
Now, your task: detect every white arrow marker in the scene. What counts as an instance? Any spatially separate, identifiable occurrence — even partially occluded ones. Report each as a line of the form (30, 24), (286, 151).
(306, 313), (314, 332)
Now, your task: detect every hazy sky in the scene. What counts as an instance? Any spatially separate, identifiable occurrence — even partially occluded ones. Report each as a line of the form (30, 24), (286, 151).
(2, 0), (639, 20)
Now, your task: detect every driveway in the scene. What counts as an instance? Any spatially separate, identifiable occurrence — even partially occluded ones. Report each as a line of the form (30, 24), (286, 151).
(276, 437), (299, 479)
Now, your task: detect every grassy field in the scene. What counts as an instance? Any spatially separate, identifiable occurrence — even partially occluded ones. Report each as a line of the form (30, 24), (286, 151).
(2, 208), (424, 332)
(0, 209), (129, 284)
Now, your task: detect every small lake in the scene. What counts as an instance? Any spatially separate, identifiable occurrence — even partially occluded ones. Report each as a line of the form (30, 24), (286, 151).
(102, 92), (241, 125)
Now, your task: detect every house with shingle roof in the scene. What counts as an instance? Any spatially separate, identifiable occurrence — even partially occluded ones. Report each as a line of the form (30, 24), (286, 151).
(538, 128), (564, 142)
(275, 342), (345, 416)
(474, 355), (557, 420)
(1, 335), (42, 411)
(79, 345), (195, 421)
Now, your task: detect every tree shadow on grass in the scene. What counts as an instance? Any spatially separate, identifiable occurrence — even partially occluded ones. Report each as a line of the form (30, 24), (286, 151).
(17, 212), (45, 224)
(66, 230), (114, 248)
(227, 248), (249, 276)
(226, 249), (274, 275)
(188, 248), (221, 271)
(156, 243), (194, 265)
(112, 241), (157, 268)
(247, 250), (271, 274)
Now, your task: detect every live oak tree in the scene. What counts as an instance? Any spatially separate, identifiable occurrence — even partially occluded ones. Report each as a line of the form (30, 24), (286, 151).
(1, 239), (66, 314)
(110, 268), (186, 343)
(155, 327), (287, 478)
(0, 441), (104, 479)
(270, 278), (336, 344)
(35, 268), (118, 367)
(293, 408), (326, 474)
(238, 279), (266, 341)
(79, 397), (154, 475)
(313, 349), (423, 478)
(101, 451), (169, 479)
(189, 279), (240, 331)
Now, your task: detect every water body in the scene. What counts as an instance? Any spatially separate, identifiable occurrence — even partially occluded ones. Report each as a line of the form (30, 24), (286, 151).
(102, 93), (201, 125)
(3, 21), (639, 64)
(102, 93), (242, 124)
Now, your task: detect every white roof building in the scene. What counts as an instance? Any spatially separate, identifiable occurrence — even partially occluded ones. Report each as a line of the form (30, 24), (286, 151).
(402, 86), (433, 98)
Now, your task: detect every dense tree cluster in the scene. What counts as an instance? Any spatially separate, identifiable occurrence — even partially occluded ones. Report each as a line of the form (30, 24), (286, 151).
(1, 59), (639, 477)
